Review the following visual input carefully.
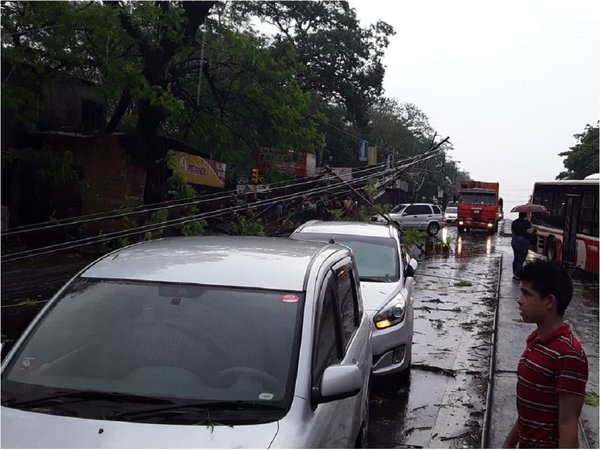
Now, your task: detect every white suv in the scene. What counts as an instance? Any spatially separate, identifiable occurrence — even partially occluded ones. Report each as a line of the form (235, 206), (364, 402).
(372, 203), (446, 235)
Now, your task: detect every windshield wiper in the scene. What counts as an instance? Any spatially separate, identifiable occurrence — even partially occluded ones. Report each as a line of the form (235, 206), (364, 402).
(112, 400), (286, 422)
(5, 390), (174, 409)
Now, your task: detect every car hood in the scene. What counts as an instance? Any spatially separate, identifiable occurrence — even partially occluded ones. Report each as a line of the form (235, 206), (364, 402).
(360, 281), (398, 313)
(1, 407), (279, 448)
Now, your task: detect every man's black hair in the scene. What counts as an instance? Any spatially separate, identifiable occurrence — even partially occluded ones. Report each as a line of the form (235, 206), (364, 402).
(518, 260), (573, 316)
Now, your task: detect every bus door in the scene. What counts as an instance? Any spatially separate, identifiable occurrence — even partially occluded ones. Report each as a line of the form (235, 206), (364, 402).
(562, 194), (581, 264)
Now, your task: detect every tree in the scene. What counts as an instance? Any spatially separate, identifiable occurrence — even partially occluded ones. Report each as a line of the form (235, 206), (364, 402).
(233, 1), (394, 129)
(557, 122), (599, 180)
(163, 27), (326, 174)
(2, 1), (326, 197)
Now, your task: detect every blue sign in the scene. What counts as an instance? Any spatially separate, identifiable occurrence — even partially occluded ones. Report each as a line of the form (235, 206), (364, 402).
(358, 140), (368, 161)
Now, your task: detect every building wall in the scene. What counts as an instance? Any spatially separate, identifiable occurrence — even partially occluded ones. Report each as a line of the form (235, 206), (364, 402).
(73, 135), (146, 216)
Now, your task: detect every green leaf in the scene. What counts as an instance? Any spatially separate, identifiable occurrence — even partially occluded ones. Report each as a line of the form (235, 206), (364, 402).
(584, 392), (599, 407)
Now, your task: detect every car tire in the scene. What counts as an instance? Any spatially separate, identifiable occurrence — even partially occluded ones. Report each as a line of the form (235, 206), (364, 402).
(547, 236), (556, 261)
(426, 222), (440, 235)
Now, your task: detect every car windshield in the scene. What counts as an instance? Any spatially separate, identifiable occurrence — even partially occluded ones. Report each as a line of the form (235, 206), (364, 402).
(293, 233), (399, 282)
(445, 207), (457, 213)
(1, 278), (302, 424)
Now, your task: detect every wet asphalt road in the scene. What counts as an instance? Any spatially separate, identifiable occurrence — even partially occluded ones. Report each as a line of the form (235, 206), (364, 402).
(368, 226), (501, 449)
(1, 225), (598, 448)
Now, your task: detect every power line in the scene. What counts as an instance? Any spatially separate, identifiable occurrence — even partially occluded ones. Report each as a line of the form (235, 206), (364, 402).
(1, 146), (446, 262)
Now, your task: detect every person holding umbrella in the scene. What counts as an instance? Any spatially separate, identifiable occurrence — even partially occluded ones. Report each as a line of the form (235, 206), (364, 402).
(511, 209), (535, 281)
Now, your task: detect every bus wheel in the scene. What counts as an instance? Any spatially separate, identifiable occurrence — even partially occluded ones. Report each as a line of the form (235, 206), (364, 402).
(547, 236), (556, 261)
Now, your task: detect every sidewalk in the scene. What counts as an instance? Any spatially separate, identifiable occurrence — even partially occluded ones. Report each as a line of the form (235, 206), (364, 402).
(486, 221), (598, 448)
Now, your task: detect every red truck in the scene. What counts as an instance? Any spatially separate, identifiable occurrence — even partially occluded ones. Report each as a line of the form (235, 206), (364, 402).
(457, 181), (500, 234)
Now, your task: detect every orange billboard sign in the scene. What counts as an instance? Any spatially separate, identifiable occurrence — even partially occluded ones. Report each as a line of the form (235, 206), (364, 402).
(173, 151), (226, 188)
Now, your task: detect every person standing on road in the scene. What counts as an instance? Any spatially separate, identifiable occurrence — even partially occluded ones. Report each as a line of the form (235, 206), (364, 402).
(502, 260), (588, 449)
(511, 212), (534, 281)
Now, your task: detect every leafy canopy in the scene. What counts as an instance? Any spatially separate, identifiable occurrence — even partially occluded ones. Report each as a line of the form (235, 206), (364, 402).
(557, 122), (599, 180)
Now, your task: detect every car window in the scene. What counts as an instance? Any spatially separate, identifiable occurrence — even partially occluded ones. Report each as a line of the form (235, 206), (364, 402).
(391, 203), (407, 213)
(334, 264), (359, 345)
(313, 274), (343, 383)
(432, 205), (442, 214)
(446, 207), (457, 213)
(405, 205), (430, 215)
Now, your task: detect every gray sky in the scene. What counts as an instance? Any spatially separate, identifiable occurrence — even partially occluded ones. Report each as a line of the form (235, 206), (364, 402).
(351, 0), (599, 217)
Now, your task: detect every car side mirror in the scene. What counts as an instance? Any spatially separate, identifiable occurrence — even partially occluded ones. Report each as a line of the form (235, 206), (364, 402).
(311, 364), (362, 406)
(406, 258), (418, 277)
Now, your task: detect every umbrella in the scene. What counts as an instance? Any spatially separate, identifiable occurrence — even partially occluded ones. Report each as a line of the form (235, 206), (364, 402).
(510, 203), (546, 213)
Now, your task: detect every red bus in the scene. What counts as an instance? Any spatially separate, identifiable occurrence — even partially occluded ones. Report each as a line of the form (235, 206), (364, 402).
(530, 175), (599, 274)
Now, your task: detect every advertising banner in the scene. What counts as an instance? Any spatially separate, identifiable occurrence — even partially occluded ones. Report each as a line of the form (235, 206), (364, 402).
(368, 146), (377, 165)
(358, 140), (368, 161)
(257, 148), (316, 177)
(173, 150), (226, 188)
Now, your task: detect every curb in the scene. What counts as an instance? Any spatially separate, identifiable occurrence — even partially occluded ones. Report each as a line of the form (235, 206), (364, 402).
(481, 253), (502, 448)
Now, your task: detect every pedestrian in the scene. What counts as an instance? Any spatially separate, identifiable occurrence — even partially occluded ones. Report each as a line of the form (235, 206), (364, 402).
(502, 260), (588, 449)
(511, 212), (533, 281)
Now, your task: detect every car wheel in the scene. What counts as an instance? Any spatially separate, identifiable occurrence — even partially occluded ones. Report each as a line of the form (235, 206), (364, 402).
(547, 236), (556, 261)
(426, 222), (440, 235)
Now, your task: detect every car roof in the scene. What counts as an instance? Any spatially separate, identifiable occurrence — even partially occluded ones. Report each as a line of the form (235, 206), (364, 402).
(293, 220), (395, 239)
(81, 236), (345, 291)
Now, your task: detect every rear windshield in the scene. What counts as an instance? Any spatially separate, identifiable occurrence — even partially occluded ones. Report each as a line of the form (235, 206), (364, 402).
(2, 279), (302, 424)
(292, 233), (399, 282)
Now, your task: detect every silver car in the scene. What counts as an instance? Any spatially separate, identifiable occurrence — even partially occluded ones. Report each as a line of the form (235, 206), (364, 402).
(1, 236), (372, 448)
(290, 221), (418, 381)
(371, 203), (446, 235)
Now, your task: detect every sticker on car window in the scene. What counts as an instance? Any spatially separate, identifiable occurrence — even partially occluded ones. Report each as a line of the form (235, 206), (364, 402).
(280, 294), (299, 303)
(259, 393), (274, 400)
(20, 357), (35, 370)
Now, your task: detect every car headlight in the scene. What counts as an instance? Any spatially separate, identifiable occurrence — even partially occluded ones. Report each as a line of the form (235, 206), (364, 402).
(373, 295), (407, 329)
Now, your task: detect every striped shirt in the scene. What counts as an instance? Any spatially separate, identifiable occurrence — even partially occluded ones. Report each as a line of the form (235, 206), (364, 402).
(516, 323), (588, 448)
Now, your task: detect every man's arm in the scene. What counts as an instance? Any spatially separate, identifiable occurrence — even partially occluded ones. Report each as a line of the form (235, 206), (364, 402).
(558, 391), (585, 448)
(502, 420), (519, 448)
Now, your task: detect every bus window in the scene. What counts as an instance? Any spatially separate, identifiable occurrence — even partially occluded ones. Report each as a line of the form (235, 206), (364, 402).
(551, 192), (566, 226)
(541, 189), (554, 213)
(581, 190), (599, 236)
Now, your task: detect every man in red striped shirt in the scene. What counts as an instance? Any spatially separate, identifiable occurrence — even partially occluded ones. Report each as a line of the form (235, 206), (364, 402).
(502, 260), (588, 449)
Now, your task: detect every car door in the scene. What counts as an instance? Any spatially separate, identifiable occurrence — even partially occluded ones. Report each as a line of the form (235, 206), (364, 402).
(400, 204), (428, 229)
(307, 259), (370, 448)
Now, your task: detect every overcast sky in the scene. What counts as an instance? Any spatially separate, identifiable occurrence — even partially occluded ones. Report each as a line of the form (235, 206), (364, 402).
(351, 0), (599, 216)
